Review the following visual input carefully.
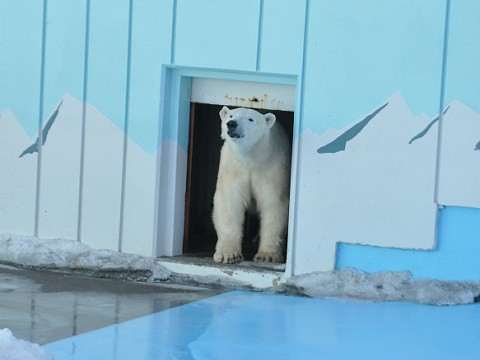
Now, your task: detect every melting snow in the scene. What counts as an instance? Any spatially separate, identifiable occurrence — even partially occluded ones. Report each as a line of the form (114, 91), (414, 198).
(0, 234), (170, 281)
(1, 234), (479, 305)
(278, 267), (480, 306)
(0, 329), (52, 360)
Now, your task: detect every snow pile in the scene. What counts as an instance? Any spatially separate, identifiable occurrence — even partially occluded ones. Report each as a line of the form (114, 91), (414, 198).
(1, 234), (479, 305)
(278, 268), (480, 306)
(0, 234), (170, 281)
(0, 328), (52, 360)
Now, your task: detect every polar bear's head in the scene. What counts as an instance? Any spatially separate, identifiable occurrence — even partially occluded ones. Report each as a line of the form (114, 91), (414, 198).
(219, 106), (276, 147)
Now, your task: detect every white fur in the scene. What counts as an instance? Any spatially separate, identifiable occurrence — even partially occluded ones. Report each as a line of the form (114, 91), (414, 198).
(213, 106), (291, 264)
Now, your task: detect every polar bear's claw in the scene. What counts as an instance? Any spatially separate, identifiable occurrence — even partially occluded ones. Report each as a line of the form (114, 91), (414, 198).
(214, 252), (243, 264)
(254, 252), (284, 263)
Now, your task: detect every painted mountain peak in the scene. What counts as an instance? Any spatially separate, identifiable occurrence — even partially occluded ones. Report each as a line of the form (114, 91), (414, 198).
(408, 105), (450, 145)
(19, 100), (63, 158)
(296, 94), (480, 272)
(435, 100), (480, 208)
(12, 94), (157, 159)
(0, 93), (161, 249)
(316, 93), (480, 155)
(412, 100), (480, 150)
(317, 101), (389, 154)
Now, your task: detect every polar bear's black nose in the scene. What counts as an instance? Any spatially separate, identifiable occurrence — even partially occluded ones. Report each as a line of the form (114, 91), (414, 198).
(227, 120), (238, 130)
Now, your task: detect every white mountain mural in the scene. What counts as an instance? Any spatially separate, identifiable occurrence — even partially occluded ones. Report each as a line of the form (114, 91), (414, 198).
(0, 109), (37, 235)
(0, 94), (160, 256)
(436, 101), (480, 208)
(404, 100), (480, 208)
(36, 95), (83, 241)
(295, 93), (480, 273)
(2, 92), (478, 264)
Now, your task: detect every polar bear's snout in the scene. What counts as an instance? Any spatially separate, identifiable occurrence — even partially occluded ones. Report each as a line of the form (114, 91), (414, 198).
(226, 120), (237, 130)
(226, 120), (244, 139)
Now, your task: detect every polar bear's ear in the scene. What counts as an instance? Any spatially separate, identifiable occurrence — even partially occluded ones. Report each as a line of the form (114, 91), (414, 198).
(264, 113), (276, 129)
(219, 106), (230, 120)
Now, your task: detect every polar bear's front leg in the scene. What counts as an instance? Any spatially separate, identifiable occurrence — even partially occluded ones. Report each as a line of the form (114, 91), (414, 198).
(253, 177), (289, 263)
(254, 202), (288, 263)
(212, 182), (248, 264)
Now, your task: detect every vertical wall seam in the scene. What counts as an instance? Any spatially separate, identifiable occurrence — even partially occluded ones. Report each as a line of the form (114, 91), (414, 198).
(255, 0), (265, 71)
(77, 0), (91, 242)
(35, 0), (48, 237)
(434, 0), (451, 204)
(118, 0), (134, 253)
(170, 0), (178, 65)
(290, 0), (310, 275)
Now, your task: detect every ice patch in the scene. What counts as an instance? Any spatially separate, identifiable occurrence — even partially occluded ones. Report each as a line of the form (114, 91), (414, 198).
(0, 328), (52, 360)
(277, 268), (480, 306)
(0, 234), (170, 282)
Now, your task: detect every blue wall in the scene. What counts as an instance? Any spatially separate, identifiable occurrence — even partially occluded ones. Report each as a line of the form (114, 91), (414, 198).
(0, 1), (43, 137)
(337, 207), (480, 280)
(444, 0), (480, 114)
(0, 0), (478, 278)
(301, 0), (446, 136)
(335, 0), (480, 280)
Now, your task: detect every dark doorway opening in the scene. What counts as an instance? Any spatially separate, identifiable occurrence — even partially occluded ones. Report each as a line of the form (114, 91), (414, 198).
(183, 103), (294, 261)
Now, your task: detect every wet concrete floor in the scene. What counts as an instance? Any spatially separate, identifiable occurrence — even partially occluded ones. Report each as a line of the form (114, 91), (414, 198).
(0, 264), (223, 345)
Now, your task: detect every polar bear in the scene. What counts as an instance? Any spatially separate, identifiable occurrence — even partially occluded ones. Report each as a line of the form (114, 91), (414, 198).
(213, 106), (291, 264)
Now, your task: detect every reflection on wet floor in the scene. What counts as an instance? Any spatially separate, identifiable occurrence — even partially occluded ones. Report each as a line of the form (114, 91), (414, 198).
(0, 265), (223, 345)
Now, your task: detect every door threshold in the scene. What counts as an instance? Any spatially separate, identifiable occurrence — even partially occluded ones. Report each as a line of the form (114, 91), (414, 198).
(157, 255), (286, 289)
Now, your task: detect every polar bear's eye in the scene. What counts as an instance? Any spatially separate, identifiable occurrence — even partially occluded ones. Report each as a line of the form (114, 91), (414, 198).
(229, 115), (233, 118)
(248, 118), (254, 122)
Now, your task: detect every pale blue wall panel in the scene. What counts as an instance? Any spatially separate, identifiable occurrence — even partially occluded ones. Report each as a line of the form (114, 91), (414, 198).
(259, 0), (306, 75)
(444, 0), (480, 113)
(39, 0), (87, 240)
(122, 0), (174, 256)
(294, 0), (447, 274)
(41, 0), (87, 117)
(85, 0), (129, 132)
(301, 0), (446, 134)
(127, 0), (173, 154)
(0, 1), (43, 136)
(435, 0), (480, 256)
(0, 1), (43, 235)
(81, 0), (130, 251)
(174, 0), (260, 71)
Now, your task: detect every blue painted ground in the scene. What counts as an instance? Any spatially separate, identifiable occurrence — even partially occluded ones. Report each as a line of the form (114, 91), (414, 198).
(44, 291), (480, 360)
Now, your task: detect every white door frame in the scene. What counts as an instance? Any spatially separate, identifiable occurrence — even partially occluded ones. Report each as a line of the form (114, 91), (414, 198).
(154, 67), (300, 277)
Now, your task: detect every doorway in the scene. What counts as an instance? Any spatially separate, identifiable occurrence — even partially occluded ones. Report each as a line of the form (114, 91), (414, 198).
(183, 103), (294, 261)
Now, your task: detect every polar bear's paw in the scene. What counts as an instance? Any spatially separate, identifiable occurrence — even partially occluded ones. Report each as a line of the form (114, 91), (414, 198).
(214, 251), (244, 264)
(254, 252), (284, 263)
